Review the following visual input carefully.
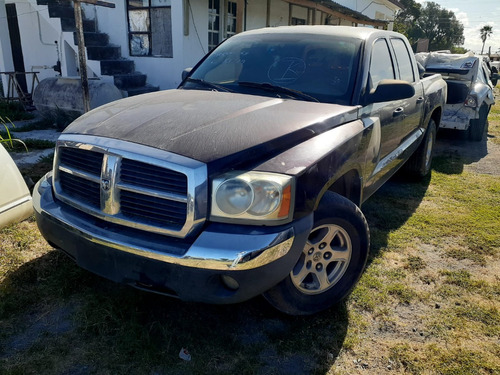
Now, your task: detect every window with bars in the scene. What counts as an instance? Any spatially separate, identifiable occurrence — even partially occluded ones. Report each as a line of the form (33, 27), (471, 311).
(127, 0), (173, 57)
(291, 17), (306, 25)
(208, 0), (238, 51)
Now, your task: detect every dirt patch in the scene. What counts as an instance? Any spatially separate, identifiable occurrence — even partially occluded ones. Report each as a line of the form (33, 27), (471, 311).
(434, 128), (500, 176)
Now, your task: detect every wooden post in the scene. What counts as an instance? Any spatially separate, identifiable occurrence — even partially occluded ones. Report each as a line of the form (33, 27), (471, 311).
(74, 0), (90, 113)
(183, 0), (189, 36)
(73, 0), (115, 113)
(266, 0), (271, 27)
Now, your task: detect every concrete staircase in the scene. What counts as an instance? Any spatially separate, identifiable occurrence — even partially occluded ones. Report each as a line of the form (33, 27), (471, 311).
(37, 0), (159, 97)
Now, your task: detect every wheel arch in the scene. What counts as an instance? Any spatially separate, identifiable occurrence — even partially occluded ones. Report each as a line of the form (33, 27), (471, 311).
(315, 169), (363, 211)
(430, 106), (442, 128)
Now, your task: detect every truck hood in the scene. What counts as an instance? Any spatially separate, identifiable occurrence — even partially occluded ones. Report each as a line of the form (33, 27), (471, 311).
(64, 89), (358, 164)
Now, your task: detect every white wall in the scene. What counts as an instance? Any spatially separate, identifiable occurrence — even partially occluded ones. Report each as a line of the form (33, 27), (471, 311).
(94, 0), (209, 90)
(0, 0), (14, 95)
(335, 0), (399, 29)
(15, 2), (64, 91)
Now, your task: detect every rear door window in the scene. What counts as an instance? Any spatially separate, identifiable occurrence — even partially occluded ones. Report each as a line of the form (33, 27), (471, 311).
(390, 38), (415, 82)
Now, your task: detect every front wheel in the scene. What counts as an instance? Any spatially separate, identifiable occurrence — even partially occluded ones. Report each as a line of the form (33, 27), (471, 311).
(263, 193), (369, 315)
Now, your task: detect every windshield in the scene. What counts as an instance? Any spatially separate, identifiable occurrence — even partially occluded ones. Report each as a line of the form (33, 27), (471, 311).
(182, 33), (361, 105)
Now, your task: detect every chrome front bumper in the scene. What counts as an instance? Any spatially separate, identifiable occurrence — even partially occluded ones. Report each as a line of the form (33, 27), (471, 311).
(33, 173), (313, 303)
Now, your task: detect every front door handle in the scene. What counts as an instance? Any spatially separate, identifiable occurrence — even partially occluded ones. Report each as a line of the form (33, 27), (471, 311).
(393, 107), (404, 117)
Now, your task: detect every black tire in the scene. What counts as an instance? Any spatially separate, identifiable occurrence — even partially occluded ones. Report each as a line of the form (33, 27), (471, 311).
(469, 105), (489, 142)
(404, 118), (437, 178)
(263, 192), (369, 315)
(491, 66), (498, 86)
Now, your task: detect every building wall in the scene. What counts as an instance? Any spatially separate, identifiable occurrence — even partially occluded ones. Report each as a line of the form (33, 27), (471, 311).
(3, 0), (65, 94)
(95, 0), (209, 89)
(334, 0), (398, 30)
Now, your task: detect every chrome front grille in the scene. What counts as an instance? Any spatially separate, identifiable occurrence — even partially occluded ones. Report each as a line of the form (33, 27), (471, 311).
(59, 172), (101, 209)
(53, 135), (207, 238)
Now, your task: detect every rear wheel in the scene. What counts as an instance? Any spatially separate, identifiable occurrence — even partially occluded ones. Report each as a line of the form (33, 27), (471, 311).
(404, 118), (436, 178)
(263, 192), (369, 315)
(469, 105), (489, 142)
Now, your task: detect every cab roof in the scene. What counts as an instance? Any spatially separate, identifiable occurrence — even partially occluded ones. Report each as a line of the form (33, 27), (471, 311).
(237, 25), (404, 41)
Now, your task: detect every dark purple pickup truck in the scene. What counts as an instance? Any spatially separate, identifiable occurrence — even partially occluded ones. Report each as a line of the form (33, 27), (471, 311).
(34, 26), (446, 315)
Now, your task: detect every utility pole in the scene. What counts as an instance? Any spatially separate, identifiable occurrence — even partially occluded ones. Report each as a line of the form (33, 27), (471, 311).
(73, 0), (115, 113)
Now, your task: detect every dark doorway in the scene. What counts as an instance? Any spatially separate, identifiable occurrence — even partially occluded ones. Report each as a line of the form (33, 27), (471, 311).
(6, 3), (27, 93)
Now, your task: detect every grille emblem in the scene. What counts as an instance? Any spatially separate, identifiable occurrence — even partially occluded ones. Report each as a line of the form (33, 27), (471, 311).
(101, 178), (111, 191)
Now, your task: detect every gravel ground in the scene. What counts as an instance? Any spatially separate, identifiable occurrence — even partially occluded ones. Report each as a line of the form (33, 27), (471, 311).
(434, 126), (500, 176)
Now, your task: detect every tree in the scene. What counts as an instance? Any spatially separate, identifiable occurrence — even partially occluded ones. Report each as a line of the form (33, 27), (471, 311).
(393, 0), (421, 36)
(451, 46), (469, 54)
(395, 1), (464, 52)
(480, 25), (493, 55)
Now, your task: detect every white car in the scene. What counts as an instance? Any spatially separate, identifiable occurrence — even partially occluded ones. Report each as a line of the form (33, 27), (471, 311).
(416, 52), (495, 141)
(0, 144), (33, 229)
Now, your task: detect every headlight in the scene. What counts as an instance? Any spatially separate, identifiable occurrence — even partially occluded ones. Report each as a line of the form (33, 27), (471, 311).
(464, 95), (477, 108)
(211, 171), (294, 223)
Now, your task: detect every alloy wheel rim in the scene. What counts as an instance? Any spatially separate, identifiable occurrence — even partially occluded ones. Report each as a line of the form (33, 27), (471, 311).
(291, 224), (352, 295)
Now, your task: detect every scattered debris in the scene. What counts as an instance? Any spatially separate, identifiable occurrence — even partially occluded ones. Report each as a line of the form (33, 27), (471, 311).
(179, 348), (191, 361)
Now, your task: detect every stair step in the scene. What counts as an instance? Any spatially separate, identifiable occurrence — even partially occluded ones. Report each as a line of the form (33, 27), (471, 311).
(87, 45), (121, 61)
(114, 73), (147, 89)
(100, 60), (135, 75)
(61, 18), (96, 32)
(48, 2), (74, 18)
(74, 32), (109, 47)
(126, 85), (160, 97)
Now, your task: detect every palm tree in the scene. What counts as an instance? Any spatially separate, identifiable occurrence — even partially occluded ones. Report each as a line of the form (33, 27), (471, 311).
(480, 25), (493, 55)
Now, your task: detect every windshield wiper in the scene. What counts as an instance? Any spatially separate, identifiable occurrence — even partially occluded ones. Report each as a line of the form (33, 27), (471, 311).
(185, 78), (233, 92)
(238, 81), (319, 103)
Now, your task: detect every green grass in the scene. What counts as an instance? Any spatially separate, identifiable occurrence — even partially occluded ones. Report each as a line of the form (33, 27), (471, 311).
(489, 88), (500, 145)
(1, 97), (500, 374)
(8, 117), (57, 132)
(0, 136), (55, 151)
(0, 102), (34, 121)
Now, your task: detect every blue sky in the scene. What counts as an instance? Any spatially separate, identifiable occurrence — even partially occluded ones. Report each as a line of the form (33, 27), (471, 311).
(415, 0), (500, 53)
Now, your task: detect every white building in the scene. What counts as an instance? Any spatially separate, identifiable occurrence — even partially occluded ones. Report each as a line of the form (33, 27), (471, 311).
(0, 0), (401, 106)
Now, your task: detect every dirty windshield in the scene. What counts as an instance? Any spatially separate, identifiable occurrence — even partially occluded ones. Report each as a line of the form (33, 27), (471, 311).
(182, 33), (361, 105)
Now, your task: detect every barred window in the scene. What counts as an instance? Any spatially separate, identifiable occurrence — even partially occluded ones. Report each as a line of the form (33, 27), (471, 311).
(127, 0), (173, 57)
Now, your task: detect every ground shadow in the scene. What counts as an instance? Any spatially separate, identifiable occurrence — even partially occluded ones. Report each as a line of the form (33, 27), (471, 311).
(432, 126), (490, 175)
(362, 168), (432, 266)
(0, 249), (348, 374)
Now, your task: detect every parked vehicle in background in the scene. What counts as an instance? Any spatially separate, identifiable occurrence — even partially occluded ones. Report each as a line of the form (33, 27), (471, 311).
(0, 144), (33, 229)
(491, 60), (500, 74)
(479, 55), (499, 86)
(416, 52), (495, 141)
(34, 26), (446, 315)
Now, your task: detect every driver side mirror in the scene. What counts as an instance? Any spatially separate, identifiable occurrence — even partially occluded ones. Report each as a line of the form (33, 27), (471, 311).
(366, 79), (415, 104)
(182, 68), (192, 81)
